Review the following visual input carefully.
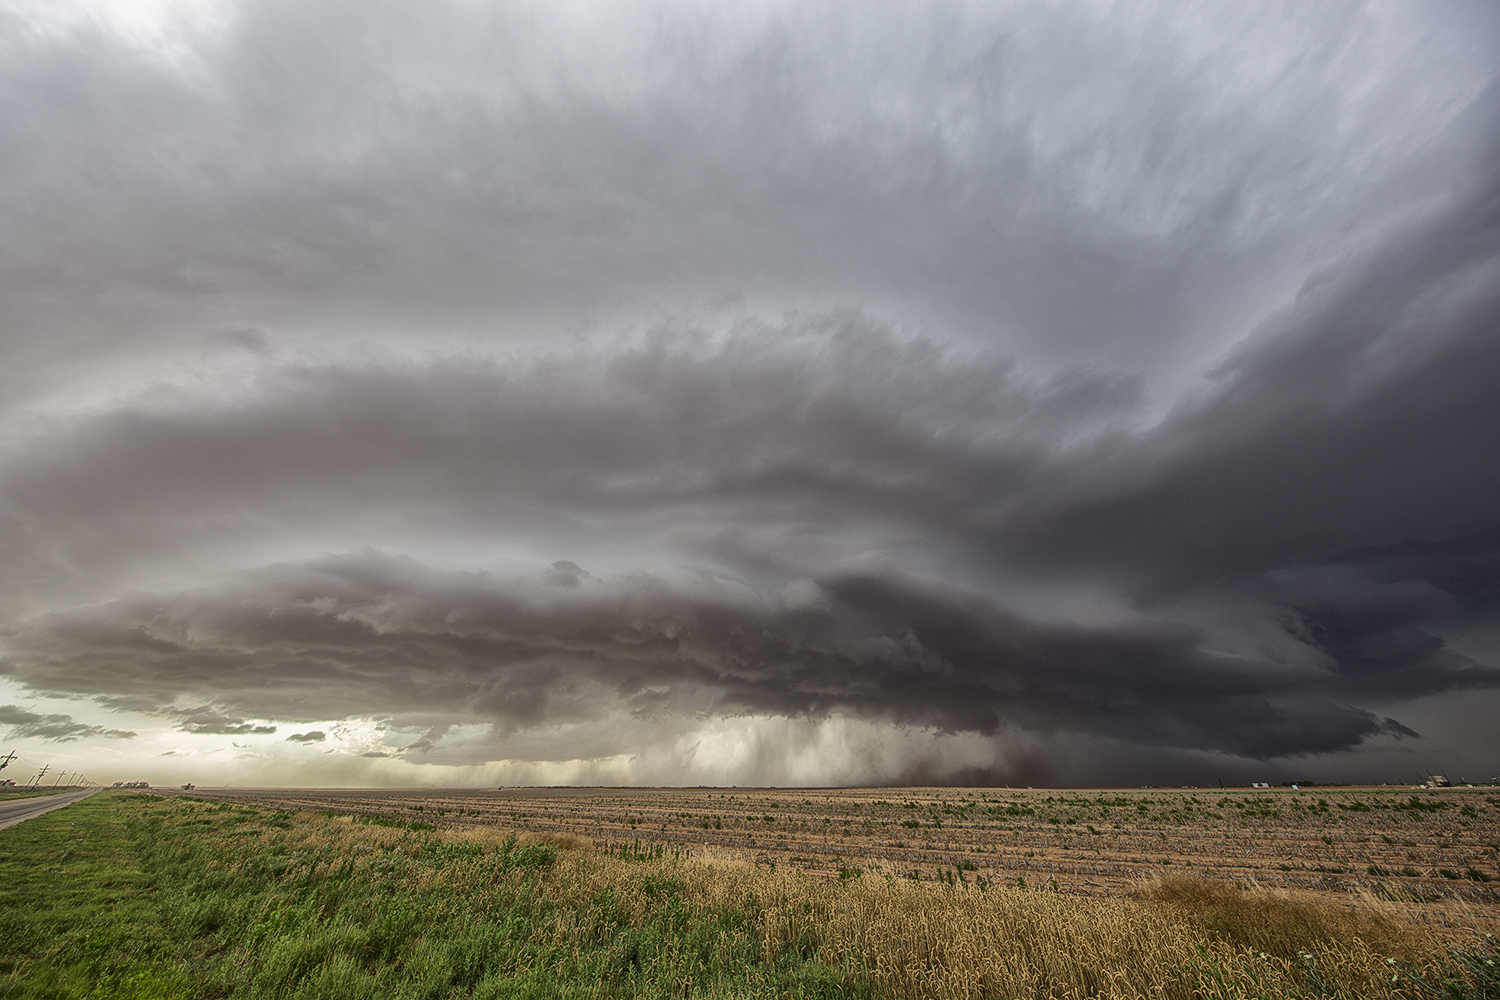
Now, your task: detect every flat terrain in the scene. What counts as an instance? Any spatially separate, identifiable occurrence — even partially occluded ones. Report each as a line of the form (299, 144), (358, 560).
(4, 790), (1498, 998)
(174, 785), (1500, 905)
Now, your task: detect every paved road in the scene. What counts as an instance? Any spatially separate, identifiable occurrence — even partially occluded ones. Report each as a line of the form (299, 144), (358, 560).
(0, 788), (100, 831)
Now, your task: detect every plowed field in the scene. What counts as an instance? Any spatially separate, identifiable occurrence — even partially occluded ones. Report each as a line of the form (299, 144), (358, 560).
(172, 785), (1500, 904)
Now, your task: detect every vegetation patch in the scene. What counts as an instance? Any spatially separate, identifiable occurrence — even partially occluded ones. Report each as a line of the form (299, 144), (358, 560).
(1, 792), (1497, 999)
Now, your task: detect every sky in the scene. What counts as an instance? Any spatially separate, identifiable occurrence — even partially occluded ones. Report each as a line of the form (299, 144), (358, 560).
(1, 0), (1497, 789)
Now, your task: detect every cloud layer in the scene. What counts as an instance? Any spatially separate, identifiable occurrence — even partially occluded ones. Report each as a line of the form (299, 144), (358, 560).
(6, 547), (1469, 765)
(0, 704), (135, 743)
(1, 0), (1497, 784)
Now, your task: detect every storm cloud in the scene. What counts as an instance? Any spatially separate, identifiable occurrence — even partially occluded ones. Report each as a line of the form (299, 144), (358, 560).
(0, 704), (135, 743)
(0, 0), (1496, 784)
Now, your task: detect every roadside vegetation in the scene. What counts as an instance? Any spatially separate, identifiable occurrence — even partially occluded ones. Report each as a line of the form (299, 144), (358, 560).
(0, 792), (1496, 999)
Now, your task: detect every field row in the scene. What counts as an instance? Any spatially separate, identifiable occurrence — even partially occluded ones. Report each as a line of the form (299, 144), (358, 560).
(174, 786), (1500, 906)
(6, 791), (1498, 999)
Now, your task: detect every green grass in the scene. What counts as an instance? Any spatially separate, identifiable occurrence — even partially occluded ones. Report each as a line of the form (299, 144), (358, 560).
(0, 793), (859, 999)
(0, 793), (191, 998)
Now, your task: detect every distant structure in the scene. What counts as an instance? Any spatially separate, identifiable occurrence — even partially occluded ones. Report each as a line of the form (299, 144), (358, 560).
(1251, 782), (1270, 788)
(181, 783), (195, 790)
(1428, 774), (1451, 787)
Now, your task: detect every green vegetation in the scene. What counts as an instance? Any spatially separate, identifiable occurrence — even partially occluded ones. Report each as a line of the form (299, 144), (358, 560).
(0, 794), (866, 998)
(0, 792), (1497, 999)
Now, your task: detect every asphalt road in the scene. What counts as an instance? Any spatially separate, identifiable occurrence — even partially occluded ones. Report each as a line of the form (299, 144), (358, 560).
(0, 787), (100, 831)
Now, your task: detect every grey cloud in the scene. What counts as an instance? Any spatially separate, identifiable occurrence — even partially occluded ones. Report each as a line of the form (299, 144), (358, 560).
(543, 561), (586, 590)
(3, 170), (1499, 768)
(995, 124), (1500, 591)
(0, 1), (1497, 783)
(0, 703), (135, 742)
(1, 1), (1491, 414)
(286, 731), (326, 743)
(1, 549), (1484, 763)
(170, 707), (276, 736)
(0, 236), (1495, 773)
(6, 111), (1497, 619)
(398, 726), (450, 758)
(0, 318), (1125, 616)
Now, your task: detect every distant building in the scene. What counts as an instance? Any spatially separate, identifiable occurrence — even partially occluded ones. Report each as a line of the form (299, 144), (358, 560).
(1428, 774), (1451, 787)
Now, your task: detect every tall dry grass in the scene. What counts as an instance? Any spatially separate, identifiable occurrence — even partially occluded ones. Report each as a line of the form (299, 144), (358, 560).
(132, 803), (1500, 1000)
(262, 811), (1479, 999)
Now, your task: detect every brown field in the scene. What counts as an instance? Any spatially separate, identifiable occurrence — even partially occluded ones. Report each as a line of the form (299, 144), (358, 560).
(171, 784), (1499, 923)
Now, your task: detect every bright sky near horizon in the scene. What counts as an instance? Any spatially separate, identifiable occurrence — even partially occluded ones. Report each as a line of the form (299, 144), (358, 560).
(1, 0), (1498, 788)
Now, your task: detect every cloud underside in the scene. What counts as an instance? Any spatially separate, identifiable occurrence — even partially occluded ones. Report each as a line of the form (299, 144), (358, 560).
(0, 543), (1487, 765)
(169, 707), (276, 736)
(0, 704), (136, 743)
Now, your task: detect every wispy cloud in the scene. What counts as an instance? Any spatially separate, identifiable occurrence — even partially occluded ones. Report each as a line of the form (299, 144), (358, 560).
(0, 704), (136, 742)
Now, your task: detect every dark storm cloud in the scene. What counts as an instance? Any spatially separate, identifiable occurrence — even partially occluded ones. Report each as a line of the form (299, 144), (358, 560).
(0, 548), (1484, 762)
(286, 731), (325, 743)
(997, 127), (1500, 591)
(0, 318), (1136, 615)
(0, 704), (135, 742)
(0, 0), (1497, 781)
(170, 707), (276, 735)
(2, 162), (1499, 763)
(0, 240), (1496, 766)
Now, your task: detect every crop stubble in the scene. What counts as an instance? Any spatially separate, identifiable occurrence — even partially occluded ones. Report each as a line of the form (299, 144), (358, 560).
(173, 786), (1499, 907)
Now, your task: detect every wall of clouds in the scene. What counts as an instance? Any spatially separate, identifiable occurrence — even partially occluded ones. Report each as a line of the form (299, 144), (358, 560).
(1, 0), (1497, 784)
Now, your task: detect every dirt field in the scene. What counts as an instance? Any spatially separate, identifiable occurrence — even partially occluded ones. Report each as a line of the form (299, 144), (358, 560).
(172, 785), (1499, 905)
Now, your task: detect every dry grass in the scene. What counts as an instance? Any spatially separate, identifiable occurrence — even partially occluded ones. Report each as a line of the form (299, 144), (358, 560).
(251, 808), (1481, 999)
(176, 784), (1500, 908)
(1140, 874), (1427, 959)
(279, 816), (1208, 997)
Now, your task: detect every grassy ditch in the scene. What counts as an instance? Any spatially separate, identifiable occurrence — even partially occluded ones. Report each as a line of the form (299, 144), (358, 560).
(0, 792), (1496, 999)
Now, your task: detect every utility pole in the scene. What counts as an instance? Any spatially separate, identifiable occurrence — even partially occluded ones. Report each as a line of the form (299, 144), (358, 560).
(31, 765), (48, 789)
(0, 751), (16, 770)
